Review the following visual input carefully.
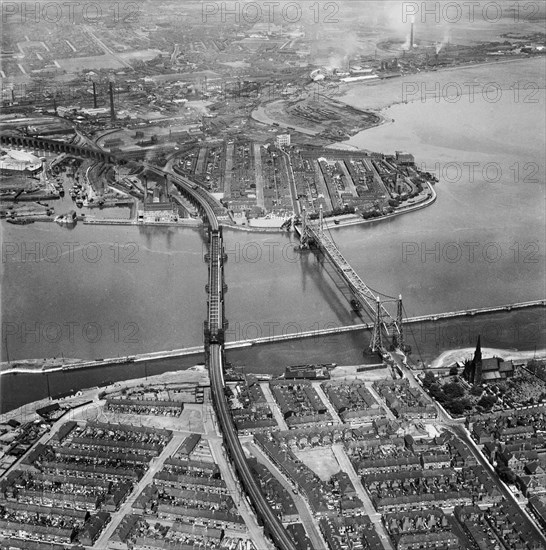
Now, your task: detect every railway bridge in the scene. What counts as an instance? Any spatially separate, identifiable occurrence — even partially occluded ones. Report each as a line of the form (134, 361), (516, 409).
(148, 164), (298, 550)
(201, 230), (299, 550)
(0, 133), (116, 163)
(0, 133), (297, 549)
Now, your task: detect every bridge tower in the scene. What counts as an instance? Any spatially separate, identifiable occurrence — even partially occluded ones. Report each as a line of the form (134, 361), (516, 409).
(299, 207), (310, 249)
(370, 296), (383, 353)
(393, 294), (404, 350)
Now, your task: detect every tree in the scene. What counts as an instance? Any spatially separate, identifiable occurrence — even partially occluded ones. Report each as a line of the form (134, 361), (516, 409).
(477, 395), (497, 410)
(470, 385), (483, 396)
(460, 398), (473, 410)
(423, 371), (436, 389)
(429, 384), (446, 403)
(497, 466), (517, 484)
(449, 365), (459, 376)
(448, 400), (465, 416)
(443, 382), (465, 399)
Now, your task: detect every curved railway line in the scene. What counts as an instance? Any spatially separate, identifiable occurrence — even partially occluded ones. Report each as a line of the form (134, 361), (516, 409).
(144, 165), (298, 550)
(4, 136), (545, 549)
(0, 133), (297, 548)
(205, 229), (298, 550)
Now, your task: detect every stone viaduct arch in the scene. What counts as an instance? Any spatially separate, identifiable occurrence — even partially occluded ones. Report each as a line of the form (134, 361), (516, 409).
(0, 134), (115, 163)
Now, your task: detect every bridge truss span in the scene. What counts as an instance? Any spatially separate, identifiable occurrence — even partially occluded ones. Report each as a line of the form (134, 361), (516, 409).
(204, 227), (226, 347)
(203, 228), (298, 550)
(303, 221), (403, 353)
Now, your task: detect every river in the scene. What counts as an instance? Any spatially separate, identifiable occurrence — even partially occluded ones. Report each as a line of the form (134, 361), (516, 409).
(337, 85), (545, 316)
(1, 60), (544, 412)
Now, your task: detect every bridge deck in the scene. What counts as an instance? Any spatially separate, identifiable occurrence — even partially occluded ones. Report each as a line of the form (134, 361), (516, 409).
(205, 229), (298, 550)
(208, 232), (222, 333)
(308, 223), (399, 341)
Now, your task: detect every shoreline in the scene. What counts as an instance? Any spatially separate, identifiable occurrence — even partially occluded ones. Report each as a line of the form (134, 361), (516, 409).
(1, 346), (543, 424)
(429, 348), (546, 370)
(0, 364), (209, 424)
(335, 56), (546, 111)
(223, 176), (437, 233)
(2, 299), (543, 377)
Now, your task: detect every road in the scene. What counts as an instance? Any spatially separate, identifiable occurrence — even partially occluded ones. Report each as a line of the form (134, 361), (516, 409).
(253, 143), (265, 209)
(245, 441), (328, 550)
(366, 383), (397, 421)
(208, 437), (273, 550)
(313, 383), (342, 424)
(390, 351), (457, 425)
(260, 382), (289, 431)
(280, 148), (300, 216)
(8, 400), (100, 476)
(331, 444), (395, 550)
(451, 424), (546, 548)
(209, 344), (299, 550)
(84, 26), (133, 70)
(392, 351), (546, 547)
(93, 433), (186, 548)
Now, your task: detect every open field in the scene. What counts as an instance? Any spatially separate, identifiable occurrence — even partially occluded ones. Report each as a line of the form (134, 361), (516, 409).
(99, 402), (207, 432)
(330, 365), (391, 381)
(294, 447), (340, 482)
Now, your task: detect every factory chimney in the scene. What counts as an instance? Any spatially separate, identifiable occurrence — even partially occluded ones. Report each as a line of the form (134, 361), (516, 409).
(92, 82), (97, 109)
(410, 22), (414, 50)
(109, 82), (116, 121)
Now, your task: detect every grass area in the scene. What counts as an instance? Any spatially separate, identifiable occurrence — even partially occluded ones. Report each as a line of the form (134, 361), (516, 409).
(294, 447), (340, 482)
(100, 403), (206, 432)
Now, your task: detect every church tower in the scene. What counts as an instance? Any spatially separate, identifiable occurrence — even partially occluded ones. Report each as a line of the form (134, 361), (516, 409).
(472, 336), (483, 384)
(464, 335), (482, 384)
(473, 335), (482, 365)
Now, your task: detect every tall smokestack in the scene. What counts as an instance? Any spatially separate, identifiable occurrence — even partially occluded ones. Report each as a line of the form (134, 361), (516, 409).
(410, 23), (414, 50)
(92, 82), (97, 108)
(109, 82), (116, 121)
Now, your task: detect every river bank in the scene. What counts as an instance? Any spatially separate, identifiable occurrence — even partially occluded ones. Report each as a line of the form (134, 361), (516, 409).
(226, 180), (436, 233)
(3, 297), (542, 377)
(2, 56), (543, 394)
(2, 303), (543, 413)
(335, 57), (546, 112)
(0, 365), (208, 425)
(429, 348), (546, 369)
